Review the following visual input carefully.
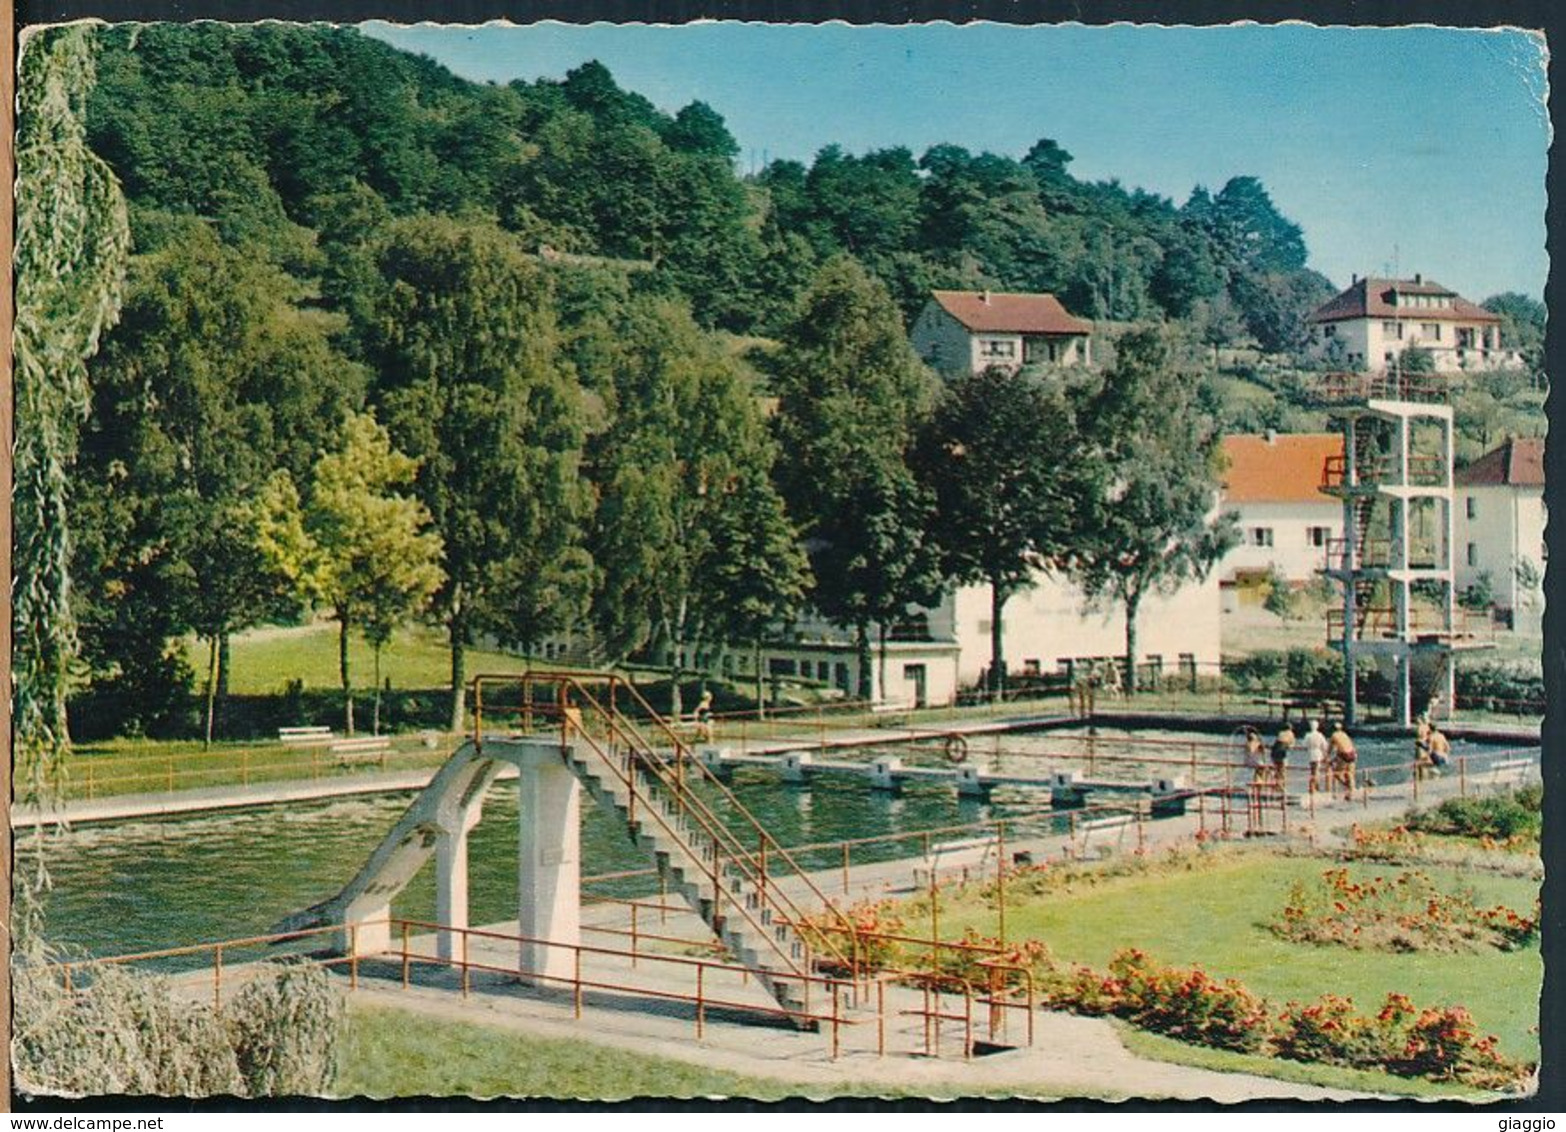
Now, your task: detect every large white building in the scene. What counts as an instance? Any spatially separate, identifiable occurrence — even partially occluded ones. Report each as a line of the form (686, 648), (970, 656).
(1305, 275), (1522, 373)
(1454, 437), (1546, 626)
(909, 289), (1093, 379)
(1219, 432), (1343, 592)
(758, 570), (1223, 708)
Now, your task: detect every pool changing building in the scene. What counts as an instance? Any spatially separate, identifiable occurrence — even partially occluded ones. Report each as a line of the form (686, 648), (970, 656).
(752, 571), (1223, 707)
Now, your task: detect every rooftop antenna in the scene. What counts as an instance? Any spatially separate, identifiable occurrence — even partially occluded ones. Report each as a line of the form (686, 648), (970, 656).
(1392, 243), (1400, 279)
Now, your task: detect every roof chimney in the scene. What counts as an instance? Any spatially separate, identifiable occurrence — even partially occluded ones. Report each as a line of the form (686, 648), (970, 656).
(1265, 429), (1278, 445)
(981, 289), (991, 304)
(1351, 273), (1358, 285)
(1414, 273), (1423, 284)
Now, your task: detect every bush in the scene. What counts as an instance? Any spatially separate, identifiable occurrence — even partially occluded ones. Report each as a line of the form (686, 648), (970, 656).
(1455, 662), (1544, 714)
(1275, 993), (1390, 1067)
(1406, 788), (1541, 841)
(13, 958), (344, 1098)
(1106, 949), (1273, 1052)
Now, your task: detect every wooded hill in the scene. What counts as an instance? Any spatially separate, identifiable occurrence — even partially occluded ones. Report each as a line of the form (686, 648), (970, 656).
(86, 23), (1339, 345)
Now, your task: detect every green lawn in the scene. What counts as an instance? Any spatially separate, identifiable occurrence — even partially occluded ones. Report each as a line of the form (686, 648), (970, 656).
(331, 1003), (1100, 1101)
(64, 735), (452, 800)
(918, 850), (1541, 1064)
(190, 622), (533, 696)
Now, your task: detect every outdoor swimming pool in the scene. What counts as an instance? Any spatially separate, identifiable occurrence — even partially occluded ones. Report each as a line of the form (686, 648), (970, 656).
(27, 724), (1535, 962)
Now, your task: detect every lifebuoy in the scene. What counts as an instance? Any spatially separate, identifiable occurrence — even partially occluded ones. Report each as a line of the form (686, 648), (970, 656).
(944, 735), (969, 764)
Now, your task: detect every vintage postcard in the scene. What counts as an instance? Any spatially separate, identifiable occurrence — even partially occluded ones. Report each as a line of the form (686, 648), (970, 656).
(9, 15), (1549, 1109)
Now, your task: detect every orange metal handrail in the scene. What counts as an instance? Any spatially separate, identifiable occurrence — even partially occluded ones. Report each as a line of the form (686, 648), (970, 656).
(472, 672), (858, 979)
(566, 675), (859, 977)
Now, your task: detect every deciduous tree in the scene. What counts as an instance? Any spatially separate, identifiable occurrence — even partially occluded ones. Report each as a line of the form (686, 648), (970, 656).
(915, 366), (1095, 699)
(1072, 328), (1237, 693)
(771, 257), (942, 699)
(363, 216), (590, 730)
(14, 25), (130, 807)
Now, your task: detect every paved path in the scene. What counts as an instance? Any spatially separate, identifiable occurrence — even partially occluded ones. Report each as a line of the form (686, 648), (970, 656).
(12, 764), (516, 830)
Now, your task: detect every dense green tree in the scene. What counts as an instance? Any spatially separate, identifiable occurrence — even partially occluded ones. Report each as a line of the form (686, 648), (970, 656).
(1482, 292), (1546, 380)
(1072, 328), (1237, 693)
(76, 221), (362, 740)
(362, 215), (591, 730)
(1207, 176), (1308, 274)
(914, 367), (1095, 699)
(771, 258), (942, 699)
(699, 465), (812, 712)
(663, 100), (740, 159)
(588, 297), (796, 714)
(14, 24), (131, 806)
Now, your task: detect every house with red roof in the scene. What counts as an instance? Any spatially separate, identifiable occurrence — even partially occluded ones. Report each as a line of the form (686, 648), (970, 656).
(1455, 436), (1546, 624)
(1219, 432), (1344, 592)
(909, 289), (1093, 378)
(1306, 274), (1522, 373)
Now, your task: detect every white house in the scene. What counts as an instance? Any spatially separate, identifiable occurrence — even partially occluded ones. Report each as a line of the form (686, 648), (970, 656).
(770, 565), (1223, 706)
(1219, 432), (1343, 593)
(932, 575), (1222, 691)
(1454, 436), (1546, 625)
(909, 289), (1093, 379)
(1306, 274), (1522, 373)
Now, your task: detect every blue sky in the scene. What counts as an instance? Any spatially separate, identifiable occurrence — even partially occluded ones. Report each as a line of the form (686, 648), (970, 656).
(365, 22), (1549, 302)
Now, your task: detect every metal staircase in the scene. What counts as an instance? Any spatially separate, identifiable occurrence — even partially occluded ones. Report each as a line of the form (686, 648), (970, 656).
(476, 673), (858, 1027)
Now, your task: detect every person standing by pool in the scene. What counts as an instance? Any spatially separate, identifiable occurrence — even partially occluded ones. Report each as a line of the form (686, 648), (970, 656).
(1427, 726), (1451, 774)
(693, 690), (715, 743)
(1413, 714), (1434, 780)
(1270, 724), (1296, 791)
(1243, 727), (1268, 785)
(1302, 718), (1329, 793)
(1329, 721), (1357, 801)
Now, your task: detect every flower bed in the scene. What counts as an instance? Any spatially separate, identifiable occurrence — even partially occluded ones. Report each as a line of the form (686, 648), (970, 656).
(798, 895), (1533, 1089)
(1270, 867), (1538, 953)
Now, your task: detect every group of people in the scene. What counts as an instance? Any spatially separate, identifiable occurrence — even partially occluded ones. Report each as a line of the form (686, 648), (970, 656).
(1243, 713), (1452, 800)
(1243, 718), (1359, 800)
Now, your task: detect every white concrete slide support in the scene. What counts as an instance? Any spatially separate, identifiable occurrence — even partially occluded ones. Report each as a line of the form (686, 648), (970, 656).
(517, 750), (581, 985)
(272, 740), (502, 957)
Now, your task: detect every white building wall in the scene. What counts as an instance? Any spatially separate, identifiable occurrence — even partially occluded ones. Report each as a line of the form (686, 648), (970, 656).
(909, 304), (977, 379)
(942, 571), (1222, 686)
(1222, 500), (1341, 583)
(1313, 318), (1519, 373)
(1455, 485), (1547, 611)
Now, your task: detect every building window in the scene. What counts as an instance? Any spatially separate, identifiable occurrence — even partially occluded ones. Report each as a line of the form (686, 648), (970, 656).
(1250, 527), (1274, 548)
(1307, 526), (1331, 547)
(1466, 543), (1479, 567)
(1422, 323), (1441, 340)
(1322, 324), (1337, 338)
(978, 338), (1016, 360)
(1382, 320), (1404, 339)
(1466, 497), (1477, 519)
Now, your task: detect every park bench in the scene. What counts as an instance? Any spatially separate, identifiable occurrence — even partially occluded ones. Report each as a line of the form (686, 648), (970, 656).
(1075, 812), (1134, 855)
(1485, 757), (1535, 781)
(870, 699), (915, 727)
(912, 834), (998, 888)
(330, 735), (392, 768)
(278, 726), (335, 747)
